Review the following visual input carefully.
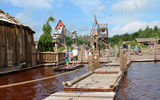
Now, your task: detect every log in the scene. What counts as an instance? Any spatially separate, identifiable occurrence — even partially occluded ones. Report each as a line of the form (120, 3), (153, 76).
(63, 71), (93, 87)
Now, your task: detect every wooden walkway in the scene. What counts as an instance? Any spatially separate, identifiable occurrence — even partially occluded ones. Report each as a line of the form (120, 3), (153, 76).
(44, 63), (122, 100)
(44, 53), (160, 100)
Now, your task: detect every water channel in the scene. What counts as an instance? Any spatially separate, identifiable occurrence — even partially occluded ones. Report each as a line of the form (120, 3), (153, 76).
(0, 62), (160, 100)
(0, 65), (89, 100)
(115, 62), (160, 100)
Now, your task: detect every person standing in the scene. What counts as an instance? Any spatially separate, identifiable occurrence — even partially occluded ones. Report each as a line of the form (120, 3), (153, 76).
(134, 45), (138, 55)
(117, 48), (120, 58)
(72, 47), (78, 67)
(68, 48), (72, 61)
(65, 50), (69, 68)
(138, 44), (142, 55)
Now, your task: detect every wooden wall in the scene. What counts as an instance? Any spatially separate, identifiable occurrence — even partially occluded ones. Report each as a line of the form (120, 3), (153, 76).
(0, 22), (35, 68)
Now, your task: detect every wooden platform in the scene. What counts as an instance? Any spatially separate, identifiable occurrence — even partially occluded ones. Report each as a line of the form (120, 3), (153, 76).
(54, 65), (85, 72)
(44, 91), (115, 100)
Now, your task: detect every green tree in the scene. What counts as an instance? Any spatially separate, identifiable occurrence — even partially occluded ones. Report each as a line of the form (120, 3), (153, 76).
(122, 33), (132, 41)
(38, 16), (55, 52)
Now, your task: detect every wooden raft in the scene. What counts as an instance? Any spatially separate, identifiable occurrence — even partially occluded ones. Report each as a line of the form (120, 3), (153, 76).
(64, 66), (121, 92)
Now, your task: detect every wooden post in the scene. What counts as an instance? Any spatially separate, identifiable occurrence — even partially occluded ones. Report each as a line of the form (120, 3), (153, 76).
(120, 49), (124, 74)
(55, 44), (58, 65)
(124, 53), (127, 73)
(81, 46), (84, 63)
(128, 44), (131, 60)
(97, 51), (100, 68)
(88, 50), (91, 71)
(115, 45), (117, 60)
(92, 48), (95, 70)
(154, 42), (157, 61)
(95, 53), (98, 69)
(36, 50), (40, 63)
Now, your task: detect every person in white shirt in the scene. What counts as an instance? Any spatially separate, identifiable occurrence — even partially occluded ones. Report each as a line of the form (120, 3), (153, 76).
(72, 47), (78, 67)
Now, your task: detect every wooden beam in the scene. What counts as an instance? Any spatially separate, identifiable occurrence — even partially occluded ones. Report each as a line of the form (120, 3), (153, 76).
(64, 88), (114, 92)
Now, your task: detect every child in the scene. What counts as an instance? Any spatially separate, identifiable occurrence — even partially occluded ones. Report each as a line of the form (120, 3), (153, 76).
(117, 48), (119, 58)
(65, 50), (69, 68)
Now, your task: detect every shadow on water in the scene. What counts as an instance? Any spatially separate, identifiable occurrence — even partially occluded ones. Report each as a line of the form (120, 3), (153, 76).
(0, 64), (89, 100)
(115, 62), (160, 100)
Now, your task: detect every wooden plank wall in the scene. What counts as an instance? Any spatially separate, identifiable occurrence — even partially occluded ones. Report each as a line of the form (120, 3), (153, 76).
(0, 22), (35, 68)
(1, 24), (6, 67)
(0, 24), (2, 67)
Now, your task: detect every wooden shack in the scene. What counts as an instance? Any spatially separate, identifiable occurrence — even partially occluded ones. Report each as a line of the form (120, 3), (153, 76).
(136, 38), (160, 45)
(0, 9), (36, 68)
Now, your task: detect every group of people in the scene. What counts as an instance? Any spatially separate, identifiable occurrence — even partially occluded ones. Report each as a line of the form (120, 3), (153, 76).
(114, 42), (142, 58)
(64, 46), (78, 68)
(64, 44), (88, 68)
(134, 44), (142, 55)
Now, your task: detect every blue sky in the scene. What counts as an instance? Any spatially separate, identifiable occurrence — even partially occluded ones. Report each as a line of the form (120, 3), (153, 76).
(1, 0), (160, 40)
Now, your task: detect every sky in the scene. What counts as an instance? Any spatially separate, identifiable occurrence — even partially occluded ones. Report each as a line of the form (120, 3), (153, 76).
(0, 0), (160, 40)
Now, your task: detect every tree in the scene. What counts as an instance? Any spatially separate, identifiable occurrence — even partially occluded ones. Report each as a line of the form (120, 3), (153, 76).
(122, 33), (132, 41)
(38, 16), (55, 52)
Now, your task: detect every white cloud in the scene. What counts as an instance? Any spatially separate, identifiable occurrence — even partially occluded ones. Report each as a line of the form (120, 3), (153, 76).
(5, 0), (53, 8)
(110, 20), (160, 37)
(15, 9), (45, 40)
(112, 0), (157, 15)
(71, 0), (106, 15)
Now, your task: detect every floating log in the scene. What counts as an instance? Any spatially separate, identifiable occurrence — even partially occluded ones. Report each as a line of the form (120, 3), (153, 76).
(54, 65), (84, 72)
(63, 71), (93, 87)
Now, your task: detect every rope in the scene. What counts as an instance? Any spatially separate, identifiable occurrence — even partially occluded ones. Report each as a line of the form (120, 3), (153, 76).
(0, 59), (100, 89)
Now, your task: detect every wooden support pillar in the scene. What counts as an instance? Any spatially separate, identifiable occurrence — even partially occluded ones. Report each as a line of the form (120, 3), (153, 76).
(154, 42), (157, 61)
(128, 44), (131, 60)
(124, 53), (127, 73)
(120, 49), (124, 74)
(55, 44), (58, 65)
(36, 50), (40, 64)
(95, 53), (98, 69)
(81, 46), (84, 63)
(97, 51), (100, 68)
(88, 51), (93, 72)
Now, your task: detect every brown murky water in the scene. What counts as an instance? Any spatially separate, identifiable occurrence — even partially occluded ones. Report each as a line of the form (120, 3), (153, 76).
(0, 65), (89, 100)
(115, 62), (160, 100)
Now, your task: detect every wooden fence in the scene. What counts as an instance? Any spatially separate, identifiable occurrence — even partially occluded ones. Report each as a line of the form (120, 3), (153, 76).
(38, 52), (65, 65)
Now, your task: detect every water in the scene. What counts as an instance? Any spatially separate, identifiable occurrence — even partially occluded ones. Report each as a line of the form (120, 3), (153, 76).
(0, 65), (89, 100)
(115, 62), (160, 100)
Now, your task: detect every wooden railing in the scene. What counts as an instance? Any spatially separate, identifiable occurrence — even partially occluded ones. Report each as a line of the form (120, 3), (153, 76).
(38, 52), (65, 65)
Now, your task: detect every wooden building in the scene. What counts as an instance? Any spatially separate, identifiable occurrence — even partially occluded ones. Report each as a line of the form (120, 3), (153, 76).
(136, 38), (160, 45)
(0, 9), (36, 68)
(53, 20), (66, 48)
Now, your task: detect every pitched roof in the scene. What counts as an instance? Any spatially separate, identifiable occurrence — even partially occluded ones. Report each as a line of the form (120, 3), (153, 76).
(0, 9), (35, 33)
(136, 38), (158, 42)
(55, 20), (65, 29)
